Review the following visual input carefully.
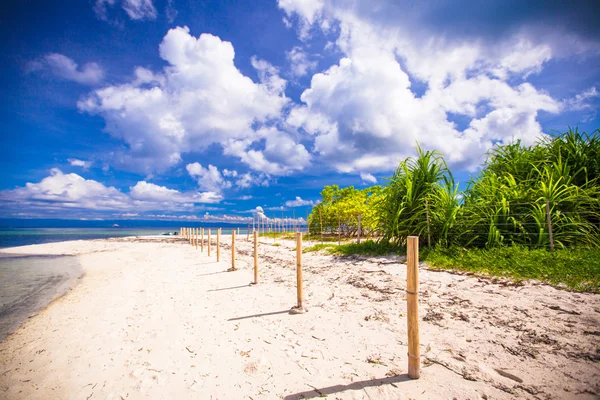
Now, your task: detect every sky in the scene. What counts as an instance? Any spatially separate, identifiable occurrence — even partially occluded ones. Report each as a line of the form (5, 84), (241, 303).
(0, 0), (599, 223)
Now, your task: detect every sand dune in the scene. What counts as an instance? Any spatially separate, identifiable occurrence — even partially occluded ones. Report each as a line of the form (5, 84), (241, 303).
(0, 235), (598, 399)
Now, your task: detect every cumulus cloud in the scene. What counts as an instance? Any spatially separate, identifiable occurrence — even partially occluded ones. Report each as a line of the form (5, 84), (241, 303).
(68, 158), (92, 169)
(28, 53), (104, 85)
(94, 0), (157, 21)
(0, 169), (221, 217)
(186, 163), (232, 193)
(286, 46), (318, 77)
(79, 26), (296, 174)
(285, 196), (314, 207)
(280, 0), (563, 172)
(360, 172), (377, 184)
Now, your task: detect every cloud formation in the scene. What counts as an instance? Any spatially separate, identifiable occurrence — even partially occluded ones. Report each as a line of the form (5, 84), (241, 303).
(280, 0), (567, 172)
(94, 0), (157, 21)
(0, 169), (221, 218)
(79, 27), (304, 175)
(28, 53), (104, 85)
(285, 196), (314, 207)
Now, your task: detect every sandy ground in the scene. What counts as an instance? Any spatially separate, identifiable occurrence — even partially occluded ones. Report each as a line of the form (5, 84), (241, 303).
(0, 234), (599, 400)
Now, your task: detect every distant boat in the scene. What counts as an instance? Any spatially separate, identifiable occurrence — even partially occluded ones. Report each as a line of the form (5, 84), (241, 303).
(112, 224), (119, 227)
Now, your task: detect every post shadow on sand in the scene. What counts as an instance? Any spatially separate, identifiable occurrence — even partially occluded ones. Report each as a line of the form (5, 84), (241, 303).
(227, 310), (290, 321)
(196, 270), (229, 277)
(283, 374), (411, 400)
(208, 284), (251, 292)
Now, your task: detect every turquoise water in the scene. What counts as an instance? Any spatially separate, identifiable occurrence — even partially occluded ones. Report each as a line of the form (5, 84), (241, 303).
(0, 227), (309, 249)
(0, 228), (174, 249)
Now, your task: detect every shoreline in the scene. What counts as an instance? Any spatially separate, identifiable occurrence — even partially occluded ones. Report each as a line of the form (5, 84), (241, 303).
(0, 236), (598, 399)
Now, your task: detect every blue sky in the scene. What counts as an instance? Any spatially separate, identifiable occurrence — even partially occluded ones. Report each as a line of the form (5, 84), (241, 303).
(0, 0), (598, 223)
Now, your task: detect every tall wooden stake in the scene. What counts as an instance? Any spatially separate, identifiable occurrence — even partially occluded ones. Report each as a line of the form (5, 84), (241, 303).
(216, 228), (221, 262)
(230, 230), (237, 271)
(195, 228), (198, 249)
(252, 231), (258, 284)
(357, 214), (362, 244)
(247, 223), (250, 240)
(546, 199), (554, 252)
(201, 228), (204, 252)
(290, 232), (305, 313)
(319, 209), (323, 245)
(338, 211), (341, 246)
(208, 229), (211, 257)
(407, 236), (420, 379)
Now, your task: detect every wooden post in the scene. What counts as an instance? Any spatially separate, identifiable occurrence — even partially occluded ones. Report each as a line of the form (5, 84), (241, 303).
(319, 209), (323, 245)
(247, 223), (250, 241)
(290, 232), (305, 313)
(252, 231), (258, 284)
(407, 236), (420, 379)
(201, 228), (204, 252)
(196, 228), (198, 249)
(208, 229), (211, 257)
(425, 200), (431, 248)
(237, 227), (240, 236)
(216, 228), (221, 262)
(338, 211), (341, 246)
(357, 214), (361, 244)
(229, 230), (237, 271)
(546, 199), (554, 252)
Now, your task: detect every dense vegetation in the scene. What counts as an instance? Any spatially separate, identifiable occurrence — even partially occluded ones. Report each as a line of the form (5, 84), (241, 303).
(305, 128), (600, 292)
(309, 128), (600, 250)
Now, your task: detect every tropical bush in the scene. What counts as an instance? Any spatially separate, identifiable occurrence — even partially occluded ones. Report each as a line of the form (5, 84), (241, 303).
(308, 128), (600, 249)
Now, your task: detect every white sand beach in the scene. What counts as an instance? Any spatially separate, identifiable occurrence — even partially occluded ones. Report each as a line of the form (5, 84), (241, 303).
(0, 235), (599, 399)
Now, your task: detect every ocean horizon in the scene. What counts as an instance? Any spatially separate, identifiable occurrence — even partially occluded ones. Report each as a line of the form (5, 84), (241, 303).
(0, 219), (308, 248)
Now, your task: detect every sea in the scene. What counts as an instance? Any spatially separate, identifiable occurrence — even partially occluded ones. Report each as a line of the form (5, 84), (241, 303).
(0, 219), (253, 341)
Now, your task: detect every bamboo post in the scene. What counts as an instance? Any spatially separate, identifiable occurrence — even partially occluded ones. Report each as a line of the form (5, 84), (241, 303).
(319, 209), (323, 245)
(201, 228), (204, 252)
(546, 199), (554, 252)
(229, 230), (237, 271)
(290, 232), (305, 313)
(425, 200), (431, 248)
(208, 229), (211, 257)
(357, 214), (361, 244)
(407, 236), (420, 379)
(216, 228), (221, 262)
(252, 231), (258, 284)
(338, 211), (341, 246)
(195, 228), (198, 249)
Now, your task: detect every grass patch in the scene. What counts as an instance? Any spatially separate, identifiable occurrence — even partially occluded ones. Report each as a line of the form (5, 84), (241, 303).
(303, 240), (600, 293)
(422, 246), (600, 293)
(303, 240), (401, 256)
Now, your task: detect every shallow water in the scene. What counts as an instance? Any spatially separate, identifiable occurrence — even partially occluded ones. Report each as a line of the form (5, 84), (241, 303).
(0, 253), (84, 341)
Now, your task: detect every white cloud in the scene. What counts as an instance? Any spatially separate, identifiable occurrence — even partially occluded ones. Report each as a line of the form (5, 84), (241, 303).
(29, 53), (104, 85)
(223, 127), (311, 175)
(286, 46), (317, 77)
(237, 195), (253, 200)
(165, 0), (178, 23)
(360, 172), (377, 184)
(0, 169), (221, 217)
(94, 0), (157, 21)
(280, 0), (562, 172)
(563, 87), (599, 111)
(186, 163), (232, 193)
(285, 196), (314, 207)
(68, 158), (92, 169)
(79, 26), (292, 173)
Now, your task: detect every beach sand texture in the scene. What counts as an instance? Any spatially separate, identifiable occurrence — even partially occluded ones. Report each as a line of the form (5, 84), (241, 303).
(0, 236), (599, 399)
